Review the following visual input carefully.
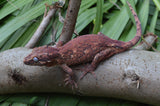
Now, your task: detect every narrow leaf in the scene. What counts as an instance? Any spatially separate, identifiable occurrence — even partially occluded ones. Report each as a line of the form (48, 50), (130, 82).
(76, 0), (117, 34)
(12, 19), (41, 47)
(153, 0), (160, 11)
(100, 0), (136, 40)
(79, 0), (97, 15)
(93, 0), (103, 34)
(0, 0), (34, 20)
(100, 5), (128, 39)
(149, 9), (159, 33)
(0, 0), (53, 48)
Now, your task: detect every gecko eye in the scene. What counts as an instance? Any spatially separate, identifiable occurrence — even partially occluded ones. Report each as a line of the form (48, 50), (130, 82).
(33, 57), (39, 62)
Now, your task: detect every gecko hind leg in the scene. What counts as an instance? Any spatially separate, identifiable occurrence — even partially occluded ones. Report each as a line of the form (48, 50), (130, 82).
(80, 48), (114, 80)
(79, 65), (96, 80)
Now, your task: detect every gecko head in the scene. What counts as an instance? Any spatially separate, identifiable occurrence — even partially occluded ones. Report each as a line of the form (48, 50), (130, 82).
(23, 46), (61, 66)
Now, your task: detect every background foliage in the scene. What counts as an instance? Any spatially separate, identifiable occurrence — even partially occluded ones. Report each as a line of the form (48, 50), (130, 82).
(0, 0), (159, 105)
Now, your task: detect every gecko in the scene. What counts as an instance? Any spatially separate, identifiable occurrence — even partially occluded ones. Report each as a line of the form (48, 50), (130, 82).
(24, 2), (141, 88)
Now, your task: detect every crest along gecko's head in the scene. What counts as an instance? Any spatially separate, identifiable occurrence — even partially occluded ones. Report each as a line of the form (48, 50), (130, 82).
(23, 46), (61, 66)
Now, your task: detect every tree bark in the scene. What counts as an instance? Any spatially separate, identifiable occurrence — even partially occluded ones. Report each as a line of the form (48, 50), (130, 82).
(0, 47), (159, 106)
(59, 0), (81, 44)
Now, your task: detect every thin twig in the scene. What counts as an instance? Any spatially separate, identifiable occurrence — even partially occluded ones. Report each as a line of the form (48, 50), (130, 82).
(58, 10), (65, 23)
(142, 37), (159, 52)
(135, 33), (158, 52)
(43, 3), (48, 17)
(110, 0), (121, 10)
(50, 21), (58, 44)
(25, 2), (61, 48)
(45, 96), (49, 106)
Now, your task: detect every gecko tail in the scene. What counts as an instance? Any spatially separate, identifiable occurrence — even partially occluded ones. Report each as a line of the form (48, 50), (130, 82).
(124, 1), (142, 48)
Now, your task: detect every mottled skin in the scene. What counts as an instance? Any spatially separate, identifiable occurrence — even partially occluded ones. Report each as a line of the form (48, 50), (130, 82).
(24, 2), (142, 88)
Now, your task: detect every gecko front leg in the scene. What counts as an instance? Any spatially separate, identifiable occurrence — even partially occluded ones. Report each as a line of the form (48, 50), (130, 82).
(60, 64), (78, 89)
(80, 48), (114, 79)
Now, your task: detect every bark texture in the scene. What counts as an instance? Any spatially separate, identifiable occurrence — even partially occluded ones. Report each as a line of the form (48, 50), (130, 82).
(59, 0), (81, 44)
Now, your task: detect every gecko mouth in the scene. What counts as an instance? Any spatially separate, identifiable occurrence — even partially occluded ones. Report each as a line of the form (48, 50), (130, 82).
(23, 59), (35, 65)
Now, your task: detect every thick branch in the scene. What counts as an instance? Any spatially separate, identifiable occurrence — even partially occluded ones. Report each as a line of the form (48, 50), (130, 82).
(58, 0), (81, 44)
(0, 48), (160, 106)
(135, 33), (158, 50)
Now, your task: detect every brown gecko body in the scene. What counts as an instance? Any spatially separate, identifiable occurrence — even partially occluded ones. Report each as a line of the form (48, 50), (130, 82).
(24, 2), (141, 88)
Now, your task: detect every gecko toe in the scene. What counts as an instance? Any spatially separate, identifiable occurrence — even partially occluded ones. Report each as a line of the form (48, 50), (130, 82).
(64, 74), (78, 89)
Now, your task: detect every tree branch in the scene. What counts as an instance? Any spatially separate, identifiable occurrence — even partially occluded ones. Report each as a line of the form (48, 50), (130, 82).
(58, 0), (81, 45)
(0, 44), (160, 106)
(135, 33), (158, 50)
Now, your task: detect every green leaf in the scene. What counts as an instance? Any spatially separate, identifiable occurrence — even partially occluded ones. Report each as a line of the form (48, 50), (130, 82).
(12, 19), (41, 48)
(100, 5), (127, 39)
(137, 0), (149, 34)
(0, 95), (11, 102)
(93, 0), (104, 34)
(0, 0), (53, 48)
(6, 94), (47, 106)
(79, 0), (97, 15)
(48, 94), (79, 106)
(0, 0), (34, 20)
(149, 9), (159, 33)
(119, 20), (132, 41)
(0, 22), (32, 51)
(100, 0), (137, 40)
(153, 0), (160, 11)
(0, 102), (11, 106)
(76, 0), (117, 34)
(12, 103), (27, 106)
